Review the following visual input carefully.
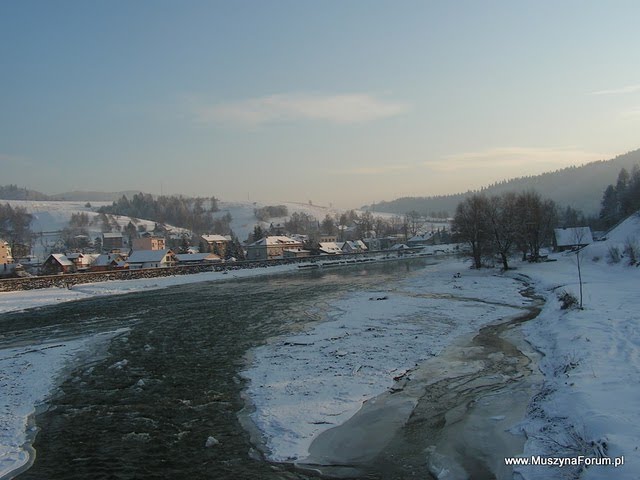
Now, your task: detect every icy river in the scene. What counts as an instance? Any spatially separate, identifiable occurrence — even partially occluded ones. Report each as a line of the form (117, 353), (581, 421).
(0, 258), (541, 479)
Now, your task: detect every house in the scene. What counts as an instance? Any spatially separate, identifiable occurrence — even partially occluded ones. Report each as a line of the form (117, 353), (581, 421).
(66, 252), (99, 271)
(554, 227), (594, 252)
(0, 239), (12, 266)
(342, 240), (368, 254)
(132, 234), (166, 251)
(126, 249), (177, 269)
(283, 248), (312, 259)
(200, 234), (232, 257)
(90, 253), (127, 271)
(42, 254), (75, 274)
(407, 232), (434, 247)
(363, 237), (397, 251)
(319, 234), (338, 243)
(269, 223), (286, 235)
(175, 252), (221, 265)
(102, 232), (124, 251)
(318, 242), (344, 255)
(246, 236), (304, 261)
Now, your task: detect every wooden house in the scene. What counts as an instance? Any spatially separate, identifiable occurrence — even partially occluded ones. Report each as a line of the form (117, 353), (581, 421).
(42, 254), (75, 274)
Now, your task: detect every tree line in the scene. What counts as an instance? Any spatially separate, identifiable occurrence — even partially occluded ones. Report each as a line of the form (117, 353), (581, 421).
(452, 191), (557, 270)
(249, 208), (451, 245)
(98, 193), (221, 234)
(599, 165), (640, 228)
(0, 203), (33, 257)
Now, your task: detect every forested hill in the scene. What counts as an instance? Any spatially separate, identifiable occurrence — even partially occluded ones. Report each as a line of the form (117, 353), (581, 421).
(363, 149), (640, 217)
(0, 186), (151, 202)
(0, 185), (50, 200)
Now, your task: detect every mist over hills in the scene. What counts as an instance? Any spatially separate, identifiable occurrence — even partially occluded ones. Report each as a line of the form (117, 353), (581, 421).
(363, 149), (640, 217)
(0, 187), (150, 202)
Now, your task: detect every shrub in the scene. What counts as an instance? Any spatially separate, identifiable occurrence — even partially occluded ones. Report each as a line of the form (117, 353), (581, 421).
(624, 238), (639, 266)
(607, 245), (621, 264)
(558, 290), (579, 310)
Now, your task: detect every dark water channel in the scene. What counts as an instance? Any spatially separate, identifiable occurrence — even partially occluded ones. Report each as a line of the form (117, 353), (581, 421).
(0, 261), (431, 480)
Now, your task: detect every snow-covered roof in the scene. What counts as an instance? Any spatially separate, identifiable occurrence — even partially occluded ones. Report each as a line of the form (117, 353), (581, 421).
(48, 253), (73, 266)
(318, 242), (344, 254)
(250, 236), (302, 247)
(390, 243), (410, 250)
(343, 240), (367, 251)
(102, 232), (123, 239)
(201, 234), (231, 242)
(127, 249), (173, 263)
(175, 253), (220, 262)
(93, 253), (124, 266)
(554, 227), (593, 247)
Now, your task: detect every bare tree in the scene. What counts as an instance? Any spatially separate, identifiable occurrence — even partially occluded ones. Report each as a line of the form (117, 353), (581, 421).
(452, 194), (491, 269)
(572, 228), (588, 309)
(486, 193), (519, 270)
(404, 211), (425, 239)
(515, 191), (557, 261)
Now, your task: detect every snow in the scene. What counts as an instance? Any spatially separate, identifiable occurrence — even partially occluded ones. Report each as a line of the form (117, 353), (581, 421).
(514, 213), (640, 480)
(239, 213), (640, 476)
(1, 205), (638, 478)
(0, 329), (127, 479)
(3, 200), (188, 261)
(241, 260), (530, 462)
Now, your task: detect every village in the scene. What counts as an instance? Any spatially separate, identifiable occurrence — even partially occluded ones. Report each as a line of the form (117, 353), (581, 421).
(0, 215), (449, 279)
(0, 213), (597, 280)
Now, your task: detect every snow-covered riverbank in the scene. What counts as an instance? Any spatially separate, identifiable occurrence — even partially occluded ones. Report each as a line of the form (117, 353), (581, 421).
(0, 329), (128, 479)
(514, 214), (640, 480)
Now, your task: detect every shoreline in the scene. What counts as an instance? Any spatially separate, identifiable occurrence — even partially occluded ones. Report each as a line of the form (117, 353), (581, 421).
(0, 253), (438, 316)
(239, 260), (536, 473)
(296, 276), (543, 479)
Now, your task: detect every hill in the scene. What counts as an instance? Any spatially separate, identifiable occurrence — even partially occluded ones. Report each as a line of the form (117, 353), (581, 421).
(0, 185), (50, 201)
(364, 149), (640, 216)
(49, 190), (146, 202)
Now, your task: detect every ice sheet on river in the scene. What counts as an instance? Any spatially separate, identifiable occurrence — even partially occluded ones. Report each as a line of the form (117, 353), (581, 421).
(241, 262), (530, 462)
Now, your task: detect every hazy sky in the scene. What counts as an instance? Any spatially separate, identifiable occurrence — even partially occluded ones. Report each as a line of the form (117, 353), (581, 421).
(2, 1), (640, 208)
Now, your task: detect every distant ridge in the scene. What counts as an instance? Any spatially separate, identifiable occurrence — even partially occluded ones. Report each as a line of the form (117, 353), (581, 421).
(48, 190), (147, 202)
(0, 185), (50, 201)
(363, 149), (640, 216)
(0, 188), (154, 202)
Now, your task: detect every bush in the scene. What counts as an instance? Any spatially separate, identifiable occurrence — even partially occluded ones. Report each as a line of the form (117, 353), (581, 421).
(607, 245), (621, 264)
(558, 290), (579, 310)
(624, 238), (639, 266)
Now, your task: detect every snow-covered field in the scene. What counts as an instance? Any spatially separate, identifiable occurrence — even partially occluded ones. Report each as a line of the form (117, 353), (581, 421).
(5, 200), (188, 261)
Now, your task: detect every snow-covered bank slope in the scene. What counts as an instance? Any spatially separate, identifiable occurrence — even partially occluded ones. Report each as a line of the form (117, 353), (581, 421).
(517, 214), (640, 480)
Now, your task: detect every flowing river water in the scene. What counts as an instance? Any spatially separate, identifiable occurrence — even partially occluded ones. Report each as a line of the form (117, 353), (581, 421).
(0, 260), (542, 479)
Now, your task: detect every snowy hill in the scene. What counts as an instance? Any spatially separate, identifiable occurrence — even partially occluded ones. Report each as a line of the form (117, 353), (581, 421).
(517, 212), (640, 479)
(4, 200), (188, 260)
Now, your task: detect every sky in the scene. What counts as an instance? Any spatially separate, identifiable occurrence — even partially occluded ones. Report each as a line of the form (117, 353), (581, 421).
(1, 0), (640, 208)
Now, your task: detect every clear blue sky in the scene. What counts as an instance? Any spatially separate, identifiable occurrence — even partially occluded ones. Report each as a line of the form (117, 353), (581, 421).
(1, 0), (639, 207)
